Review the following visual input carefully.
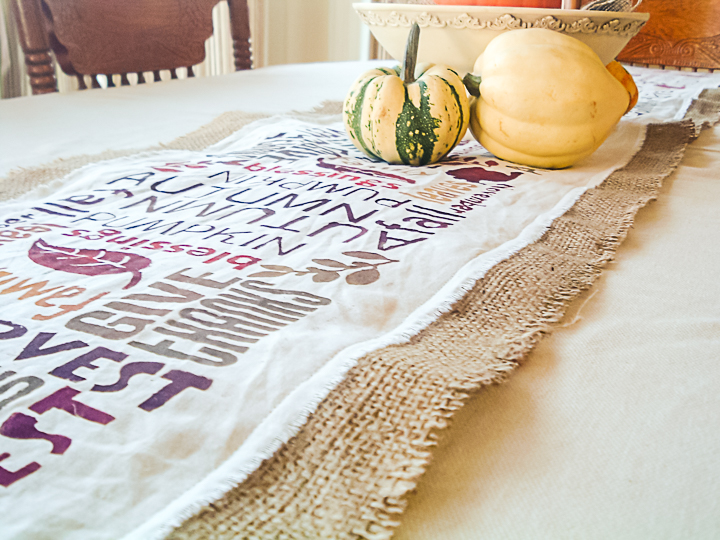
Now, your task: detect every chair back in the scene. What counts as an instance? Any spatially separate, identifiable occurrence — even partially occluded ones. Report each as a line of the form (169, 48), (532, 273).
(614, 0), (720, 70)
(11, 0), (252, 94)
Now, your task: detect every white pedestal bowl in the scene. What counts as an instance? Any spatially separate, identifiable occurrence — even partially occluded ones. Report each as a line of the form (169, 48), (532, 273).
(354, 3), (649, 73)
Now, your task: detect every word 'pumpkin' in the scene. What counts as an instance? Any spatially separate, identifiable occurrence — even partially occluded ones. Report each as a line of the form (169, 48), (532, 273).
(466, 28), (632, 169)
(343, 24), (469, 166)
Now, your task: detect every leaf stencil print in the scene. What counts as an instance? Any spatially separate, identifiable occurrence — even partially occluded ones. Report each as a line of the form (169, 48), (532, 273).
(249, 251), (398, 286)
(28, 238), (151, 289)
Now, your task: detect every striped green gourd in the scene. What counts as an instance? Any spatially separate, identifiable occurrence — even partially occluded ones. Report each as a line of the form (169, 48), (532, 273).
(343, 23), (469, 166)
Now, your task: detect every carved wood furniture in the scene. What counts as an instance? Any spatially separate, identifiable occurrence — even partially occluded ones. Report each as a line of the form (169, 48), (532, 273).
(10, 0), (252, 95)
(607, 0), (719, 70)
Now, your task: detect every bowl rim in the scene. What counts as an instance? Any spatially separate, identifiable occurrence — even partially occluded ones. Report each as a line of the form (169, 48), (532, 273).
(352, 3), (649, 22)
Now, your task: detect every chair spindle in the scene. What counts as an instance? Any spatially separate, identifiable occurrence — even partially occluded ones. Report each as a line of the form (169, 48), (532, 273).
(10, 0), (58, 94)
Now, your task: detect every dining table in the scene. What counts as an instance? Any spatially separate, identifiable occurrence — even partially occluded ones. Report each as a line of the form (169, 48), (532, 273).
(1, 59), (719, 540)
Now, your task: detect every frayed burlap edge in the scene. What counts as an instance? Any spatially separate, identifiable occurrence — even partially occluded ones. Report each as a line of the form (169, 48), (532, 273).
(164, 91), (720, 540)
(0, 101), (343, 202)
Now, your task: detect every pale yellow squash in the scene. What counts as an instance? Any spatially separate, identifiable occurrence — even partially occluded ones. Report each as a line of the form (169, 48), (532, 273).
(467, 28), (630, 169)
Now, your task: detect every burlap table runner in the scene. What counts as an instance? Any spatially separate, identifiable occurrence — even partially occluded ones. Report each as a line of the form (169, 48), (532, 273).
(3, 91), (719, 540)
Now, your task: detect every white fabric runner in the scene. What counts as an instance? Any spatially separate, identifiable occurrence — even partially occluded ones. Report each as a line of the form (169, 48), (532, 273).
(0, 68), (717, 539)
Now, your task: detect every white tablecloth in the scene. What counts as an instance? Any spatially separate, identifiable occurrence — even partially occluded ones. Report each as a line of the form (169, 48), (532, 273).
(394, 124), (720, 540)
(1, 61), (719, 539)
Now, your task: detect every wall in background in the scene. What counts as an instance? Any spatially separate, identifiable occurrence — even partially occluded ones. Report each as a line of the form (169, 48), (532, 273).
(253, 0), (369, 68)
(1, 0), (30, 98)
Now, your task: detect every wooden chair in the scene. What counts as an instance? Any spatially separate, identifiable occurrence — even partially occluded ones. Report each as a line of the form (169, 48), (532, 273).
(595, 0), (720, 71)
(10, 0), (252, 95)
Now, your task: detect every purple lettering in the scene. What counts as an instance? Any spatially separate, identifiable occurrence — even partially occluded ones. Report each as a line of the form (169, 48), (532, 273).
(308, 222), (367, 243)
(15, 332), (88, 360)
(50, 347), (128, 382)
(0, 320), (27, 340)
(139, 370), (212, 412)
(377, 231), (427, 251)
(0, 413), (71, 454)
(0, 452), (41, 487)
(30, 387), (115, 425)
(92, 362), (164, 392)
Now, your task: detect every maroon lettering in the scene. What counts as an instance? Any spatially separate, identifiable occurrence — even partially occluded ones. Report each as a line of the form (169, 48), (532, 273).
(15, 332), (88, 360)
(377, 231), (427, 251)
(0, 452), (41, 487)
(319, 203), (378, 223)
(150, 176), (205, 195)
(91, 362), (164, 393)
(446, 166), (522, 183)
(308, 222), (367, 243)
(0, 320), (26, 340)
(107, 172), (155, 186)
(0, 413), (71, 454)
(264, 193), (329, 212)
(139, 370), (212, 411)
(225, 255), (260, 270)
(30, 387), (115, 425)
(402, 216), (452, 229)
(248, 236), (306, 256)
(50, 347), (128, 382)
(260, 216), (309, 232)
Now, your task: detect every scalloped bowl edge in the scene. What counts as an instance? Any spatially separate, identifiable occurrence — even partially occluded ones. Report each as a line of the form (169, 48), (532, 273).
(354, 3), (649, 73)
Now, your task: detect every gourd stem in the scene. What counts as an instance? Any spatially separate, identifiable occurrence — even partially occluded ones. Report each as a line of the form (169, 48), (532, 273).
(402, 23), (420, 85)
(463, 73), (482, 97)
